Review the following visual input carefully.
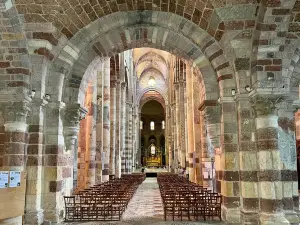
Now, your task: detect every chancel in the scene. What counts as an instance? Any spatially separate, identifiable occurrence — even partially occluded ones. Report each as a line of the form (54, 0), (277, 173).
(0, 2), (300, 225)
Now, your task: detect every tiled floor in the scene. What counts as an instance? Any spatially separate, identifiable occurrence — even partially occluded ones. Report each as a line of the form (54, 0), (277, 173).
(63, 178), (223, 225)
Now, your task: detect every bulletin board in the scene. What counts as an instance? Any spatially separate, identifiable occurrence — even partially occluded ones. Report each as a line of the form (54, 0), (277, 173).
(0, 171), (26, 220)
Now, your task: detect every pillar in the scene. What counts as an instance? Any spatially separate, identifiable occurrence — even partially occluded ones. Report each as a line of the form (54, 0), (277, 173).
(125, 102), (132, 173)
(43, 101), (67, 223)
(193, 71), (202, 184)
(252, 94), (289, 225)
(115, 80), (121, 178)
(120, 82), (127, 174)
(175, 82), (180, 170)
(237, 94), (259, 224)
(63, 103), (87, 192)
(179, 80), (186, 168)
(278, 101), (299, 224)
(219, 97), (240, 223)
(85, 85), (96, 187)
(109, 80), (117, 177)
(102, 58), (110, 182)
(199, 102), (220, 191)
(25, 99), (45, 225)
(95, 67), (103, 184)
(1, 100), (31, 225)
(186, 65), (195, 182)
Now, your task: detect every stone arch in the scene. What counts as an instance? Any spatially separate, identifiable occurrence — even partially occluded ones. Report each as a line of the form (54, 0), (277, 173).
(137, 87), (167, 107)
(139, 90), (166, 113)
(139, 67), (165, 81)
(44, 11), (237, 105)
(135, 51), (169, 69)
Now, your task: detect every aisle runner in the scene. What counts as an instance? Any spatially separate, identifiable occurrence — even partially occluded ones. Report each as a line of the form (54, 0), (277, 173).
(122, 178), (164, 219)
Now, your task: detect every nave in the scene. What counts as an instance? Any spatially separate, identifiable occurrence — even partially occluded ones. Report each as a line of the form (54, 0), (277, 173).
(62, 177), (222, 225)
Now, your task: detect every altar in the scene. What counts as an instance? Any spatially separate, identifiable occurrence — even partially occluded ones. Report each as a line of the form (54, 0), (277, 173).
(145, 143), (162, 167)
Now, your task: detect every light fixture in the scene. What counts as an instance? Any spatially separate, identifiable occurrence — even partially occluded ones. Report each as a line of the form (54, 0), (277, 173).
(231, 89), (236, 96)
(29, 89), (36, 98)
(267, 72), (274, 81)
(245, 85), (252, 93)
(44, 94), (50, 101)
(148, 77), (156, 86)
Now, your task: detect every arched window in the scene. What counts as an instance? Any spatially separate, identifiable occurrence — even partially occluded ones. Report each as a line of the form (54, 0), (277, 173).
(150, 121), (155, 130)
(162, 121), (165, 129)
(140, 121), (143, 130)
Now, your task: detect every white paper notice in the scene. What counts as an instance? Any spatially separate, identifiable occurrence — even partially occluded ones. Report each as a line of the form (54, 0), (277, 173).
(203, 172), (209, 179)
(9, 171), (21, 187)
(0, 171), (9, 188)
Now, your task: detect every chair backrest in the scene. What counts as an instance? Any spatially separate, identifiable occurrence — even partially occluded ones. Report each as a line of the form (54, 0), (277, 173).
(64, 196), (75, 207)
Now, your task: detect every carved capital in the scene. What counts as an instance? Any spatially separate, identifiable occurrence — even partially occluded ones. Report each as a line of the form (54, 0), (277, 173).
(121, 82), (127, 89)
(63, 104), (88, 151)
(63, 104), (87, 127)
(1, 100), (31, 124)
(250, 93), (284, 116)
(292, 99), (300, 113)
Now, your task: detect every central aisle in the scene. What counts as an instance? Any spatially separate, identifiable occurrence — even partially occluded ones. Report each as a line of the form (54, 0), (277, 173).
(63, 178), (222, 225)
(119, 177), (221, 225)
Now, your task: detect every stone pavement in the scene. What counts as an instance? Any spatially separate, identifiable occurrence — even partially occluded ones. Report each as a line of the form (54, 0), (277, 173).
(63, 178), (223, 225)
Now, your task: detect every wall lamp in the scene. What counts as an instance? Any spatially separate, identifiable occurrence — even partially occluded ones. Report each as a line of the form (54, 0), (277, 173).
(231, 89), (236, 96)
(44, 94), (51, 101)
(245, 85), (252, 93)
(29, 89), (36, 99)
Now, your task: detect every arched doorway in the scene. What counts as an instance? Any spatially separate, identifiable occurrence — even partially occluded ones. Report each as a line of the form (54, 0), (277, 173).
(140, 100), (165, 168)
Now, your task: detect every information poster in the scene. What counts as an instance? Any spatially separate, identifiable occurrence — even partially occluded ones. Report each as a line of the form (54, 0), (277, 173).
(0, 172), (9, 188)
(9, 171), (21, 187)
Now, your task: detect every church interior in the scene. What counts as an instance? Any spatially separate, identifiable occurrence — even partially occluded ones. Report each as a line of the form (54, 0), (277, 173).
(1, 1), (300, 225)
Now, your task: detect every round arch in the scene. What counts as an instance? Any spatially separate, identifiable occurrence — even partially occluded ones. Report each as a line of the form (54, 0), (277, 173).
(47, 11), (235, 104)
(139, 90), (166, 113)
(135, 51), (169, 69)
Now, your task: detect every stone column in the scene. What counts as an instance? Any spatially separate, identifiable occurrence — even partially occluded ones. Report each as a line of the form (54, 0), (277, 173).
(174, 83), (180, 170)
(251, 94), (290, 225)
(25, 99), (46, 225)
(95, 68), (103, 184)
(85, 85), (97, 187)
(1, 100), (31, 225)
(192, 72), (202, 184)
(102, 58), (110, 182)
(179, 81), (186, 168)
(109, 80), (117, 177)
(278, 101), (299, 224)
(125, 102), (132, 173)
(115, 80), (121, 178)
(199, 102), (220, 191)
(236, 94), (259, 224)
(218, 98), (240, 223)
(120, 82), (127, 174)
(171, 102), (177, 172)
(43, 101), (67, 223)
(186, 66), (195, 182)
(63, 104), (87, 192)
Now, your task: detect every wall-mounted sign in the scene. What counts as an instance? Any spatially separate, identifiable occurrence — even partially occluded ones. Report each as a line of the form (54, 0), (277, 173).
(0, 172), (9, 188)
(9, 171), (21, 187)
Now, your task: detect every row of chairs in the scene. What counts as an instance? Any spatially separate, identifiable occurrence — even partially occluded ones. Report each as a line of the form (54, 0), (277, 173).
(158, 173), (222, 221)
(64, 174), (145, 221)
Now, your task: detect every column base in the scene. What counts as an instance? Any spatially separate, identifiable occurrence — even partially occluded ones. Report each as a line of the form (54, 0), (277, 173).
(24, 210), (44, 225)
(222, 206), (241, 224)
(259, 213), (290, 225)
(241, 211), (259, 225)
(0, 216), (22, 225)
(284, 210), (299, 225)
